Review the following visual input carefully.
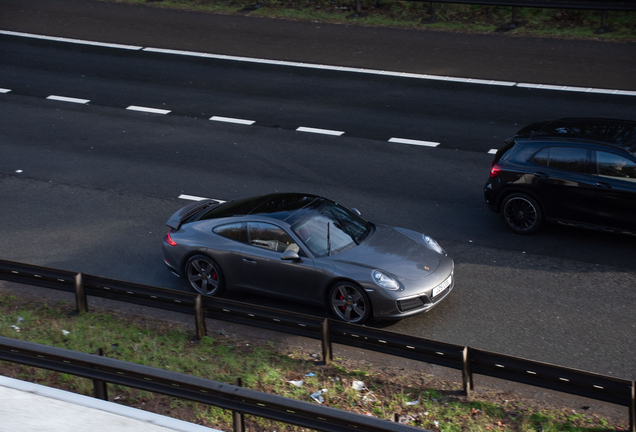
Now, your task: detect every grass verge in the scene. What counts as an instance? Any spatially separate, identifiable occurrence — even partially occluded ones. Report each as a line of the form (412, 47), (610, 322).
(0, 294), (627, 431)
(100, 0), (636, 41)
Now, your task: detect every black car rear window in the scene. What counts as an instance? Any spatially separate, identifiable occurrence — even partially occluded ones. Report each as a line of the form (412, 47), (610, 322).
(493, 139), (517, 163)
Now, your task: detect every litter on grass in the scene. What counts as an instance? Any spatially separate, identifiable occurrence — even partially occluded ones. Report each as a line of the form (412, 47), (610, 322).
(62, 330), (70, 336)
(406, 400), (419, 406)
(362, 391), (378, 404)
(398, 415), (416, 425)
(287, 380), (304, 387)
(305, 372), (315, 377)
(352, 380), (366, 391)
(310, 390), (324, 403)
(10, 325), (20, 332)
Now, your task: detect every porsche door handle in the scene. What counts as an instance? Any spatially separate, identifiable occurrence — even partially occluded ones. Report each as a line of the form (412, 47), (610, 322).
(595, 182), (612, 189)
(534, 172), (549, 178)
(242, 259), (257, 265)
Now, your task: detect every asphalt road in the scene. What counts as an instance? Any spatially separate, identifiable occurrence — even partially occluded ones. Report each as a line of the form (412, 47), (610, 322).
(0, 0), (635, 383)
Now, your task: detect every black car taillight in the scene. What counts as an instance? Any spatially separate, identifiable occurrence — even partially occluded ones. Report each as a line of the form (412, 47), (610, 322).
(490, 162), (503, 178)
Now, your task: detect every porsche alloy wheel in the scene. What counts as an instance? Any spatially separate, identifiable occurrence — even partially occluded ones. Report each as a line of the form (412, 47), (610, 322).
(329, 282), (371, 324)
(185, 255), (224, 295)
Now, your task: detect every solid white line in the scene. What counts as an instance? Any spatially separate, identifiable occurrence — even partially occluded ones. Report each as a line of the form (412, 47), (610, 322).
(142, 48), (522, 87)
(488, 149), (498, 154)
(0, 88), (11, 93)
(296, 126), (344, 136)
(178, 194), (226, 203)
(3, 31), (633, 96)
(389, 137), (440, 147)
(126, 105), (171, 115)
(516, 82), (634, 95)
(0, 30), (143, 50)
(47, 95), (90, 104)
(210, 116), (255, 125)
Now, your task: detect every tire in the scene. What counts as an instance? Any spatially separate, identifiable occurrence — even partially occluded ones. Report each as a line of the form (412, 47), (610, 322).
(501, 193), (543, 235)
(328, 282), (372, 324)
(184, 255), (224, 296)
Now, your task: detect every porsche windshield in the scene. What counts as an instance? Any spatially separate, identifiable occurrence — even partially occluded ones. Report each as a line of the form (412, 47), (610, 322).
(290, 202), (373, 257)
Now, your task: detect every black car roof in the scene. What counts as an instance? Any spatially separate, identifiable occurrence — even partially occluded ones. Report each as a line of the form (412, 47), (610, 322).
(248, 193), (323, 221)
(198, 193), (322, 222)
(516, 118), (636, 155)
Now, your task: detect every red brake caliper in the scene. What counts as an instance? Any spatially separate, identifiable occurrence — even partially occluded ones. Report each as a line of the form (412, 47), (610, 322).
(339, 292), (346, 311)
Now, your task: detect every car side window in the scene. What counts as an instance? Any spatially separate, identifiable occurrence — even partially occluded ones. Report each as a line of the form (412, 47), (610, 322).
(595, 151), (636, 182)
(548, 147), (588, 173)
(530, 148), (549, 166)
(531, 147), (587, 173)
(248, 222), (302, 254)
(213, 223), (247, 243)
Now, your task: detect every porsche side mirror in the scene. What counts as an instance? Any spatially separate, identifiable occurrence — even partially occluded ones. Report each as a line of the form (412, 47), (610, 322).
(281, 250), (301, 261)
(351, 207), (361, 216)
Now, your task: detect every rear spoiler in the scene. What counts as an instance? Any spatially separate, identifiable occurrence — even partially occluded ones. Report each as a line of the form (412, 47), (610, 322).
(166, 199), (222, 230)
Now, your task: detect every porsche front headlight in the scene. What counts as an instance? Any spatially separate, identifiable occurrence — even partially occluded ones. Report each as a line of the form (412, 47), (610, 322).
(372, 270), (400, 290)
(422, 235), (446, 255)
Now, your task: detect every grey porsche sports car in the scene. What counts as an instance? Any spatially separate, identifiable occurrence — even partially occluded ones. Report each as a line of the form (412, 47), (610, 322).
(162, 193), (454, 324)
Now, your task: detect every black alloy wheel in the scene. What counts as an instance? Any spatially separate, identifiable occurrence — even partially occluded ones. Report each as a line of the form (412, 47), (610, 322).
(329, 282), (372, 324)
(501, 193), (543, 234)
(185, 255), (224, 295)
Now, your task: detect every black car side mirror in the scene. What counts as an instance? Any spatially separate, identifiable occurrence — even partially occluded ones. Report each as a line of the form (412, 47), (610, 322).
(351, 207), (361, 216)
(281, 250), (301, 261)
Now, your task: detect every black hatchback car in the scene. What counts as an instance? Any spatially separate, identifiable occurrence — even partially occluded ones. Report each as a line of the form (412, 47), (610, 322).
(484, 118), (636, 235)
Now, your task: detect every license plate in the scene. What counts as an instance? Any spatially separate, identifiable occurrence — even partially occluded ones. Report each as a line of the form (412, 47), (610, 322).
(432, 276), (451, 297)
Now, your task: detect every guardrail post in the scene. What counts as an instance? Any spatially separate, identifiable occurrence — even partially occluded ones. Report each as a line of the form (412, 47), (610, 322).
(429, 2), (436, 22)
(630, 381), (635, 432)
(598, 10), (608, 33)
(321, 319), (332, 365)
(74, 273), (88, 314)
(195, 295), (207, 340)
(510, 6), (518, 28)
(355, 0), (361, 14)
(92, 348), (108, 401)
(462, 346), (473, 397)
(233, 377), (245, 432)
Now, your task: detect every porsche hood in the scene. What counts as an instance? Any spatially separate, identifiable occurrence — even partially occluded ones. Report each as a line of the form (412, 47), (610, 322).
(333, 225), (442, 281)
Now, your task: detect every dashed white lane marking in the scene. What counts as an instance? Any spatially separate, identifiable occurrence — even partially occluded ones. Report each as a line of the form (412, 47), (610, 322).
(389, 137), (440, 147)
(488, 149), (498, 154)
(0, 88), (11, 93)
(47, 95), (90, 104)
(126, 105), (171, 115)
(178, 194), (226, 203)
(210, 116), (255, 125)
(0, 30), (143, 50)
(296, 126), (345, 136)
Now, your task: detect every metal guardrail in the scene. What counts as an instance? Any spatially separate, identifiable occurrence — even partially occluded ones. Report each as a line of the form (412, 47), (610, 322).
(419, 0), (636, 10)
(361, 0), (636, 31)
(0, 337), (421, 432)
(0, 258), (634, 431)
